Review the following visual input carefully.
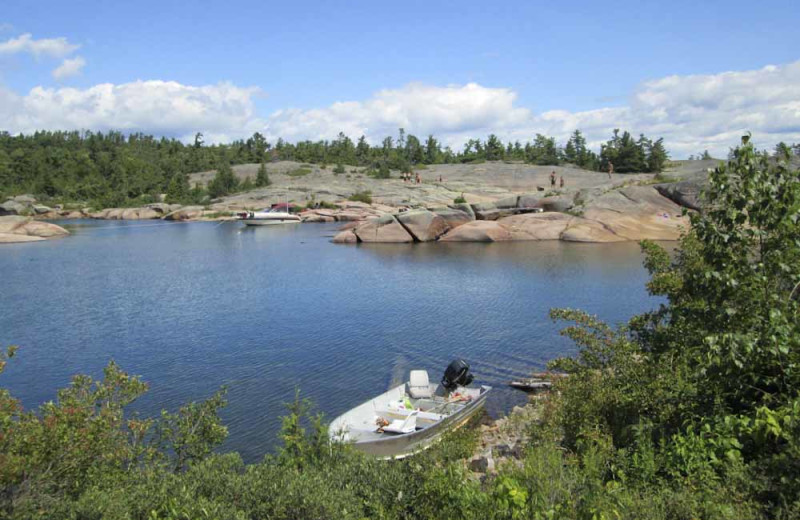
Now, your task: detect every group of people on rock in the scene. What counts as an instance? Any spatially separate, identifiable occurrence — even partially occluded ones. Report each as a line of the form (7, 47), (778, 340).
(549, 171), (565, 189)
(402, 172), (421, 184)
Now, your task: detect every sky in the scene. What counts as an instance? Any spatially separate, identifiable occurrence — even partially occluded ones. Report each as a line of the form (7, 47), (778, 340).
(1, 0), (799, 157)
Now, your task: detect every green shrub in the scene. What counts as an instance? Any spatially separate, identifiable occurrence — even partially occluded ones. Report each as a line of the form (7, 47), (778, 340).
(286, 168), (311, 177)
(348, 191), (372, 204)
(333, 163), (346, 174)
(453, 194), (467, 204)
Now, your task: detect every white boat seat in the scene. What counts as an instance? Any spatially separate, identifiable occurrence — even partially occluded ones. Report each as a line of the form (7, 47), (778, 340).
(383, 410), (418, 434)
(408, 370), (433, 398)
(378, 408), (444, 422)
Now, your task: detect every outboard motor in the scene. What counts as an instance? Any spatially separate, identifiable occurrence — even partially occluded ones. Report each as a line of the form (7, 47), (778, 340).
(441, 359), (474, 390)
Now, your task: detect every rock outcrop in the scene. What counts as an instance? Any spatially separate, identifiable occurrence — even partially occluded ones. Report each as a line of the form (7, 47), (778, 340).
(438, 221), (513, 242)
(0, 216), (70, 244)
(396, 209), (450, 242)
(353, 215), (414, 243)
(580, 186), (688, 241)
(655, 180), (704, 211)
(431, 207), (474, 229)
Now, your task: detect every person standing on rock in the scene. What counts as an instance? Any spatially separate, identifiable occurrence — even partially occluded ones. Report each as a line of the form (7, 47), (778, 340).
(550, 171), (556, 188)
(607, 161), (614, 179)
(560, 176), (564, 188)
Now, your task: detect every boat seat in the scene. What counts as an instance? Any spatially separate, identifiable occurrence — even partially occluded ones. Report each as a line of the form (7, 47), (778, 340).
(378, 408), (444, 422)
(408, 370), (433, 398)
(383, 410), (418, 434)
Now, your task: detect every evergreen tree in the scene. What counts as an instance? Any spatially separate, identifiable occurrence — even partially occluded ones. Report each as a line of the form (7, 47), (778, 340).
(646, 138), (669, 172)
(207, 161), (238, 199)
(485, 134), (504, 161)
(165, 172), (190, 203)
(424, 135), (440, 164)
(255, 161), (270, 187)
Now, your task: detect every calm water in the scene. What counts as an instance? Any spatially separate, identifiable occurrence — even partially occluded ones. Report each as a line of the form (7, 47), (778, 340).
(1, 220), (657, 462)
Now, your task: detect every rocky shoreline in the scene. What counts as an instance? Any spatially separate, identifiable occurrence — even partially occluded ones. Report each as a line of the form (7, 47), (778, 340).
(0, 159), (706, 245)
(332, 183), (692, 244)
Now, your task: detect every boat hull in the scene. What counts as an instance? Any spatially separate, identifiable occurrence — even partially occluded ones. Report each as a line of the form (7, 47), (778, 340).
(242, 218), (301, 226)
(331, 385), (491, 459)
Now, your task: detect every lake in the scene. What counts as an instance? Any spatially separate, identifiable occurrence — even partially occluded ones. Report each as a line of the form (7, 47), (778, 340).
(0, 219), (658, 462)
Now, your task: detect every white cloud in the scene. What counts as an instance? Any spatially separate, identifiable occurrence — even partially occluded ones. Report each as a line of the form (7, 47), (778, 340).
(0, 80), (263, 140)
(262, 61), (800, 157)
(265, 82), (531, 144)
(1, 60), (799, 157)
(0, 32), (80, 58)
(52, 55), (86, 80)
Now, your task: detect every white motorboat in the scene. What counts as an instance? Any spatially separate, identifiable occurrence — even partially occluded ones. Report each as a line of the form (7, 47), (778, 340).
(237, 205), (301, 226)
(329, 360), (491, 459)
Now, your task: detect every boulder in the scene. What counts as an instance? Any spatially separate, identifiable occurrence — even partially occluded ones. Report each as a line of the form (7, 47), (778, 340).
(449, 203), (475, 219)
(338, 221), (361, 231)
(470, 202), (496, 214)
(353, 215), (414, 243)
(535, 196), (573, 213)
(0, 216), (69, 242)
(32, 204), (52, 215)
(12, 194), (36, 204)
(137, 208), (160, 220)
(105, 208), (126, 219)
(19, 220), (70, 238)
(517, 193), (541, 208)
(655, 180), (704, 211)
(439, 221), (512, 242)
(495, 195), (520, 209)
(0, 216), (29, 234)
(332, 229), (358, 244)
(0, 200), (27, 216)
(164, 206), (205, 221)
(396, 209), (450, 242)
(432, 208), (474, 230)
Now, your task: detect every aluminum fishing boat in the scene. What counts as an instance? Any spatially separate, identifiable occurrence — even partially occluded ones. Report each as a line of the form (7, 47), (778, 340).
(329, 360), (491, 459)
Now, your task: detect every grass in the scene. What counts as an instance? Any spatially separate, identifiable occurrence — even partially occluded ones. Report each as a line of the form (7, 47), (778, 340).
(286, 168), (312, 177)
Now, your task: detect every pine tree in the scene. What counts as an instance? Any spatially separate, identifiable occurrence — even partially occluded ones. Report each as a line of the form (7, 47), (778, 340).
(207, 162), (238, 199)
(255, 161), (270, 187)
(165, 172), (189, 203)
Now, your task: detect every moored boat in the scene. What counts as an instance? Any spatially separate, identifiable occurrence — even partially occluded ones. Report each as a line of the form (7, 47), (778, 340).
(237, 203), (301, 226)
(329, 360), (491, 459)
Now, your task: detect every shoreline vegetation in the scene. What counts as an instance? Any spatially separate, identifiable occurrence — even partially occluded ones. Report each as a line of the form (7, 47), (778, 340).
(1, 138), (798, 518)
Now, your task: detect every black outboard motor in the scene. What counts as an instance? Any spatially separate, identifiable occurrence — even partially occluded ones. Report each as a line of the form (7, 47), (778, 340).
(441, 359), (474, 390)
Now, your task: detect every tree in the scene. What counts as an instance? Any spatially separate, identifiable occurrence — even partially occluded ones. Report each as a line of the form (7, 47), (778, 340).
(165, 172), (190, 203)
(646, 137), (668, 172)
(255, 160), (270, 187)
(207, 161), (238, 199)
(485, 134), (504, 161)
(424, 135), (440, 164)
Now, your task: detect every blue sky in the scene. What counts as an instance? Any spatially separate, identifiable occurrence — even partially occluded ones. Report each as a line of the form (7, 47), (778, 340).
(2, 0), (800, 156)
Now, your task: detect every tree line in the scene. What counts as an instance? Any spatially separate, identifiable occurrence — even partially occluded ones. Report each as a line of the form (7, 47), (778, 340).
(0, 128), (671, 208)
